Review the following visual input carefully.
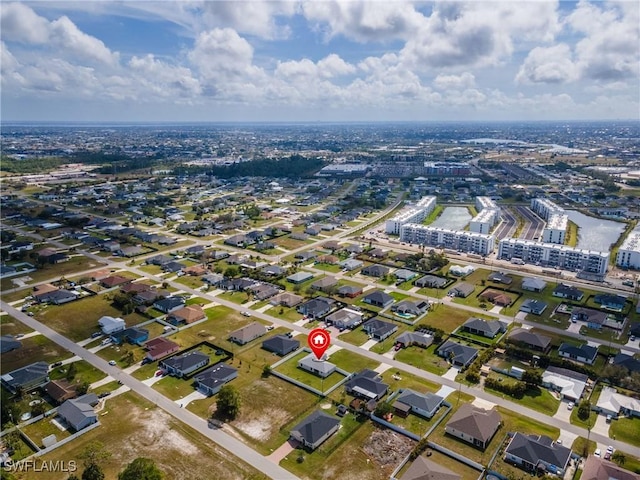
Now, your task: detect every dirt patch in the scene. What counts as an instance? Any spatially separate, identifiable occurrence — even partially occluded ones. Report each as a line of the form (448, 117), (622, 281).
(234, 407), (290, 441)
(363, 427), (416, 468)
(132, 409), (199, 456)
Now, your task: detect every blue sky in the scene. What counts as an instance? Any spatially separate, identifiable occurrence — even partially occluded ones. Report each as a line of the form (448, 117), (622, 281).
(1, 1), (638, 122)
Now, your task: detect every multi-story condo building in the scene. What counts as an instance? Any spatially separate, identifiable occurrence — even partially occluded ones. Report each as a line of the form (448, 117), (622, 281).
(470, 197), (500, 234)
(385, 196), (437, 234)
(542, 214), (568, 244)
(531, 198), (568, 245)
(401, 224), (495, 256)
(616, 227), (640, 269)
(498, 238), (608, 275)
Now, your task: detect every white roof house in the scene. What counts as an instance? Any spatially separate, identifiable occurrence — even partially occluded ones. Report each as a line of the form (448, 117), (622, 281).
(542, 367), (588, 401)
(597, 386), (640, 417)
(98, 316), (126, 335)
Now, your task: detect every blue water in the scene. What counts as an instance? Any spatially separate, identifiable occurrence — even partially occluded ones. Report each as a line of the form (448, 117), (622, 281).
(430, 207), (471, 230)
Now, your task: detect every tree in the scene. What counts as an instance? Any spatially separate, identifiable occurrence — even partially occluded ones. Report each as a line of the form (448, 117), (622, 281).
(118, 458), (163, 480)
(216, 385), (241, 420)
(374, 401), (393, 418)
(521, 369), (542, 387)
(577, 400), (591, 421)
(612, 451), (626, 466)
(76, 381), (90, 396)
(82, 464), (105, 480)
(79, 441), (111, 469)
(66, 362), (77, 381)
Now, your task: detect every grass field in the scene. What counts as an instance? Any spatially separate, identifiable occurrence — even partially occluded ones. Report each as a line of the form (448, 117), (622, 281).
(484, 373), (560, 416)
(0, 314), (34, 336)
(1, 334), (73, 374)
(610, 416), (640, 447)
(326, 348), (379, 373)
(394, 344), (449, 375)
(420, 304), (478, 333)
(273, 350), (347, 392)
(49, 360), (107, 387)
(36, 294), (148, 341)
(34, 392), (268, 480)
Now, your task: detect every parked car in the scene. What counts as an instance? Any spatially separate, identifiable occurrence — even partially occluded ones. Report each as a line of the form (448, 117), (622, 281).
(91, 332), (102, 338)
(108, 360), (117, 366)
(51, 361), (63, 368)
(567, 402), (574, 410)
(594, 449), (601, 457)
(241, 311), (251, 317)
(98, 392), (111, 398)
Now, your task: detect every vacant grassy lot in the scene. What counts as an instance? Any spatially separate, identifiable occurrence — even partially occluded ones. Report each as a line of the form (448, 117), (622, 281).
(266, 305), (303, 322)
(610, 416), (640, 447)
(380, 368), (439, 394)
(327, 348), (379, 373)
(49, 360), (107, 387)
(338, 326), (370, 346)
(484, 373), (560, 416)
(34, 392), (268, 480)
(0, 314), (34, 336)
(1, 334), (73, 374)
(218, 290), (253, 305)
(36, 294), (148, 341)
(421, 304), (480, 333)
(394, 344), (449, 375)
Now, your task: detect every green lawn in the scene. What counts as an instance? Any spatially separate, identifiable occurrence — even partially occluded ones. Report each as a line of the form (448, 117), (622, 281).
(313, 263), (342, 273)
(326, 349), (379, 373)
(1, 334), (73, 374)
(266, 305), (303, 322)
(394, 344), (449, 375)
(21, 417), (72, 448)
(273, 351), (347, 392)
(0, 315), (34, 336)
(421, 304), (480, 333)
(49, 360), (107, 386)
(380, 368), (439, 393)
(153, 374), (197, 401)
(484, 374), (560, 416)
(218, 290), (253, 305)
(610, 416), (640, 447)
(175, 275), (204, 289)
(36, 294), (148, 341)
(338, 327), (370, 346)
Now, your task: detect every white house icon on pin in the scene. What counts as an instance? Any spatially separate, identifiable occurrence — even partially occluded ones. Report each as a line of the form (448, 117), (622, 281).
(312, 334), (325, 345)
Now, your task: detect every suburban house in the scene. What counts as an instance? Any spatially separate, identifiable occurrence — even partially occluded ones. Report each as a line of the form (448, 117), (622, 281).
(290, 410), (340, 451)
(160, 351), (210, 378)
(392, 300), (430, 316)
(448, 282), (475, 298)
(552, 284), (584, 301)
(262, 335), (300, 356)
(521, 277), (547, 292)
(269, 292), (304, 308)
(1, 361), (50, 393)
(399, 457), (461, 480)
(44, 379), (77, 404)
(479, 289), (513, 307)
(414, 275), (448, 289)
(570, 307), (609, 330)
(581, 456), (640, 480)
(519, 299), (548, 316)
(460, 318), (506, 339)
(362, 290), (394, 308)
(153, 296), (186, 314)
(362, 318), (398, 341)
(393, 389), (444, 419)
(110, 327), (149, 346)
(33, 288), (77, 305)
(262, 265), (285, 277)
(144, 337), (180, 362)
(298, 354), (337, 378)
(595, 386), (640, 418)
(325, 308), (363, 330)
(395, 331), (433, 349)
(194, 363), (238, 396)
(167, 305), (206, 325)
(504, 433), (572, 476)
(361, 264), (389, 278)
(224, 234), (251, 248)
(488, 272), (513, 285)
(437, 341), (478, 368)
(248, 283), (280, 301)
(345, 369), (389, 401)
(310, 276), (338, 292)
(449, 265), (475, 277)
(339, 259), (363, 271)
(98, 315), (125, 335)
(542, 366), (588, 402)
(286, 272), (314, 284)
(394, 269), (418, 283)
(100, 275), (132, 289)
(337, 285), (363, 298)
(593, 294), (626, 312)
(507, 328), (552, 353)
(558, 343), (598, 365)
(445, 403), (502, 449)
(612, 353), (640, 373)
(57, 393), (99, 431)
(297, 297), (335, 319)
(229, 322), (267, 345)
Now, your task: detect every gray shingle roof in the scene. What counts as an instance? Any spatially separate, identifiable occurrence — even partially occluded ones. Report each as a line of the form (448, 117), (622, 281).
(291, 410), (340, 445)
(505, 433), (571, 471)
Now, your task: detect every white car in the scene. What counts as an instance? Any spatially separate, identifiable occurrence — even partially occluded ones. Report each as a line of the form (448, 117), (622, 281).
(241, 311), (251, 317)
(108, 360), (117, 366)
(567, 402), (574, 410)
(594, 449), (601, 457)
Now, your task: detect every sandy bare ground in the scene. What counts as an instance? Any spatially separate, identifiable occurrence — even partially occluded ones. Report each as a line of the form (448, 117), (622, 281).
(235, 407), (290, 442)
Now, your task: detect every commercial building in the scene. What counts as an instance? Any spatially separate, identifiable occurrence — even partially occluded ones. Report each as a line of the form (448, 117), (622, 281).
(498, 238), (608, 275)
(616, 227), (640, 269)
(385, 196), (437, 234)
(401, 224), (495, 256)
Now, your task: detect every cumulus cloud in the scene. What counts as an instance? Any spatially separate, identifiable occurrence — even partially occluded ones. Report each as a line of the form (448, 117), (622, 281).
(433, 72), (476, 90)
(302, 0), (424, 42)
(129, 55), (201, 98)
(516, 44), (579, 84)
(0, 2), (50, 44)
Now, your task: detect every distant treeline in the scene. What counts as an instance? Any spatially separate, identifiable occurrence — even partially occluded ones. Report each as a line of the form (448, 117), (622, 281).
(174, 154), (325, 178)
(1, 155), (65, 173)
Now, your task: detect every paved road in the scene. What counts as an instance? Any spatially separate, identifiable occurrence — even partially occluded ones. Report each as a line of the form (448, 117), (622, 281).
(0, 301), (299, 480)
(493, 207), (518, 240)
(515, 205), (544, 241)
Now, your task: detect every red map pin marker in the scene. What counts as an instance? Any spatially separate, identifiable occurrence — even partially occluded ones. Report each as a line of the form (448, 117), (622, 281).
(308, 328), (331, 360)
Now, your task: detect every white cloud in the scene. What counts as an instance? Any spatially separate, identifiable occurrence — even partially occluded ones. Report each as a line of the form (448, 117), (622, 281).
(433, 72), (476, 90)
(129, 55), (201, 98)
(516, 44), (579, 84)
(302, 0), (424, 43)
(50, 16), (119, 66)
(0, 2), (50, 44)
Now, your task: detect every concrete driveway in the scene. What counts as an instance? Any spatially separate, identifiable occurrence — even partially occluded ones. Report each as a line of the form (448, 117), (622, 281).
(553, 400), (573, 423)
(591, 414), (611, 438)
(361, 339), (378, 350)
(442, 366), (460, 381)
(268, 439), (299, 463)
